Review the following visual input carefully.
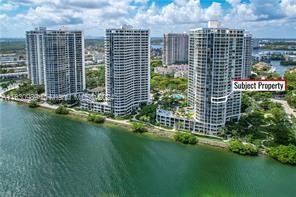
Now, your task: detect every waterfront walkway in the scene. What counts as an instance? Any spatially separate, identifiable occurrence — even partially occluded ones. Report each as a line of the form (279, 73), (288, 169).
(271, 98), (296, 117)
(0, 87), (228, 149)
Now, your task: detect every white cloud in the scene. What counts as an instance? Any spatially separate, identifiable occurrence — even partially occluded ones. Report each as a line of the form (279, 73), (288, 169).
(0, 0), (296, 37)
(226, 0), (241, 6)
(133, 0), (224, 26)
(281, 0), (296, 17)
(205, 2), (223, 20)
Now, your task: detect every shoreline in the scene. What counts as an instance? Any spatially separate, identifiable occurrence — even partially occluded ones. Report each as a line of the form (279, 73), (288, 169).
(0, 95), (229, 151)
(4, 96), (293, 166)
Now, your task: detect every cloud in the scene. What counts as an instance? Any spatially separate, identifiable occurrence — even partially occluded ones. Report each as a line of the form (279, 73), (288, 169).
(281, 0), (296, 17)
(133, 0), (223, 26)
(0, 0), (296, 38)
(17, 5), (83, 26)
(0, 2), (19, 11)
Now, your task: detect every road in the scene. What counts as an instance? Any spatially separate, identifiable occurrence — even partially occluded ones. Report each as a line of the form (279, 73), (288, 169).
(271, 98), (296, 117)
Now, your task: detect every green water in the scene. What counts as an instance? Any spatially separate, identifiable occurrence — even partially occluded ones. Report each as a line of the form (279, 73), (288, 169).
(0, 101), (295, 196)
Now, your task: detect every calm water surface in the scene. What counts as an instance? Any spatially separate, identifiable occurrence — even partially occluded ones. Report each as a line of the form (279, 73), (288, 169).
(253, 49), (296, 76)
(270, 60), (295, 76)
(0, 101), (295, 196)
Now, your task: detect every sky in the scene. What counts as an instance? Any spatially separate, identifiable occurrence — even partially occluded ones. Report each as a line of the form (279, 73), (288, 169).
(0, 0), (296, 38)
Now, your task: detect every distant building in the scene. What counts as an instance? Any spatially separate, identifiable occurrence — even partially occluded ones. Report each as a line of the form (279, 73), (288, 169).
(163, 33), (188, 65)
(284, 55), (296, 62)
(0, 53), (21, 65)
(252, 39), (260, 49)
(154, 64), (188, 78)
(0, 72), (28, 80)
(81, 26), (150, 116)
(26, 27), (85, 99)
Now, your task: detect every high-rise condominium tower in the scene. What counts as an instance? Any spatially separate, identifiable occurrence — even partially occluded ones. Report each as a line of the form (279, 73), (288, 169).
(105, 25), (150, 116)
(163, 33), (188, 65)
(243, 33), (252, 78)
(188, 22), (252, 134)
(26, 27), (85, 99)
(26, 27), (46, 85)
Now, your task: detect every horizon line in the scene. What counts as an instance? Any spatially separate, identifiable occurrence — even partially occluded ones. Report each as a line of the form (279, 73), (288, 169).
(1, 37), (296, 40)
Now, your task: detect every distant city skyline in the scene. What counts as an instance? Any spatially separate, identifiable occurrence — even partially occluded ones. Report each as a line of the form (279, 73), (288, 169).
(1, 0), (296, 38)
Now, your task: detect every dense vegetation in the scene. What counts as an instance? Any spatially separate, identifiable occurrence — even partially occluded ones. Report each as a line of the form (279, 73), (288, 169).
(222, 66), (296, 163)
(55, 106), (69, 115)
(28, 100), (39, 108)
(86, 67), (105, 89)
(131, 122), (148, 133)
(228, 140), (258, 156)
(6, 81), (44, 96)
(136, 104), (157, 123)
(284, 68), (296, 108)
(151, 73), (187, 93)
(285, 68), (296, 90)
(222, 99), (295, 147)
(261, 42), (296, 51)
(87, 113), (105, 123)
(150, 59), (162, 69)
(268, 145), (296, 165)
(0, 69), (15, 74)
(0, 79), (16, 89)
(286, 92), (296, 109)
(0, 39), (25, 54)
(174, 132), (197, 145)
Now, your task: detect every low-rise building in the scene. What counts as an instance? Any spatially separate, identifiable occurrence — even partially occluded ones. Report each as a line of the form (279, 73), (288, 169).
(80, 94), (111, 114)
(154, 64), (188, 78)
(156, 109), (220, 135)
(284, 55), (296, 62)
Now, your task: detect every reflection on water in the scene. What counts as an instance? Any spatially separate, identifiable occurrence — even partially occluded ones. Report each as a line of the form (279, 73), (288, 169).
(270, 60), (295, 76)
(1, 101), (296, 196)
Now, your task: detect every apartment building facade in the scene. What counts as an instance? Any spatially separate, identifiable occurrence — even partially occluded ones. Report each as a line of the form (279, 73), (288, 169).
(82, 26), (150, 116)
(243, 33), (252, 78)
(163, 33), (188, 65)
(26, 27), (85, 99)
(157, 23), (252, 135)
(105, 26), (150, 115)
(26, 27), (46, 85)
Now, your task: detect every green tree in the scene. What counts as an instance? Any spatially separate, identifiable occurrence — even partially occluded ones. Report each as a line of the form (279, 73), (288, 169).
(241, 93), (252, 112)
(228, 140), (258, 156)
(86, 67), (105, 89)
(137, 104), (157, 123)
(87, 113), (105, 123)
(174, 132), (197, 145)
(0, 82), (9, 89)
(131, 122), (148, 133)
(28, 100), (39, 108)
(268, 108), (295, 145)
(55, 105), (69, 115)
(268, 145), (296, 165)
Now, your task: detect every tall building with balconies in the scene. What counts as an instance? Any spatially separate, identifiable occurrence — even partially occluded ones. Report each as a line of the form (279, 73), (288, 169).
(104, 25), (150, 116)
(163, 33), (188, 65)
(26, 27), (46, 85)
(188, 22), (252, 134)
(243, 33), (252, 78)
(26, 27), (85, 100)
